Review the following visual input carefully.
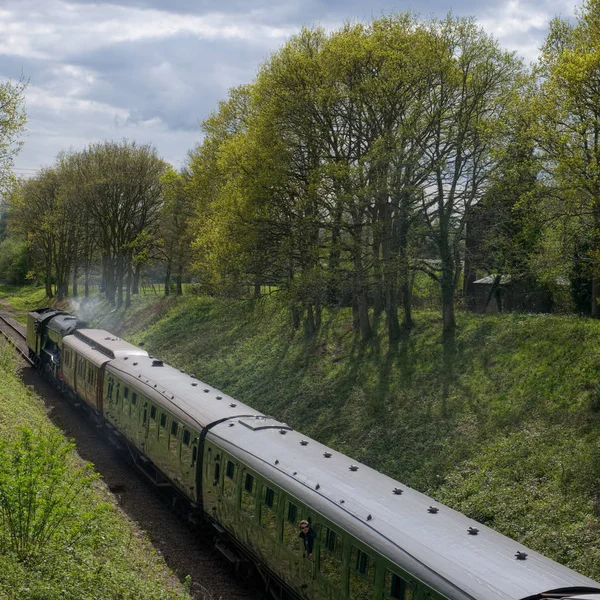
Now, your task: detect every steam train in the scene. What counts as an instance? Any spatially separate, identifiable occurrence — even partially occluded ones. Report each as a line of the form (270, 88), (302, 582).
(26, 307), (600, 600)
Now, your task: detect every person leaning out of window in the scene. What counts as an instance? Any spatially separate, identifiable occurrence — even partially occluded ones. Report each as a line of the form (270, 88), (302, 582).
(299, 520), (314, 559)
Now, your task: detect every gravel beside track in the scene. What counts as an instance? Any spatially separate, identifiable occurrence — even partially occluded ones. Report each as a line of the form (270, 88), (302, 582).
(1, 313), (261, 600)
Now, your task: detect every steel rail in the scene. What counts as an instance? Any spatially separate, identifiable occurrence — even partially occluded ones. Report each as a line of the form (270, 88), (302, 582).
(0, 313), (32, 364)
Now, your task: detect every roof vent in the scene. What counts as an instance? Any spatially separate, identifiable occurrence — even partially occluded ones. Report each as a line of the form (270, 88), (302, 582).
(393, 488), (403, 495)
(315, 483), (320, 490)
(180, 369), (185, 373)
(230, 403), (237, 408)
(293, 471), (297, 475)
(152, 359), (163, 367)
(428, 506), (439, 514)
(191, 382), (198, 387)
(349, 465), (359, 472)
(133, 362), (138, 366)
(468, 527), (479, 535)
(275, 460), (279, 465)
(124, 357), (128, 360)
(515, 551), (527, 561)
(340, 499), (345, 504)
(323, 452), (332, 458)
(279, 429), (287, 435)
(367, 514), (372, 521)
(229, 423), (235, 427)
(190, 374), (196, 379)
(216, 395), (223, 400)
(204, 389), (210, 393)
(153, 384), (157, 388)
(300, 440), (308, 446)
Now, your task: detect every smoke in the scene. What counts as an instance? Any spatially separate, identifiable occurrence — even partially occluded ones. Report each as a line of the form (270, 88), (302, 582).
(68, 297), (104, 327)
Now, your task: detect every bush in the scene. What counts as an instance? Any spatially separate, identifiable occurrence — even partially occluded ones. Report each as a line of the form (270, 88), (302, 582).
(0, 427), (103, 564)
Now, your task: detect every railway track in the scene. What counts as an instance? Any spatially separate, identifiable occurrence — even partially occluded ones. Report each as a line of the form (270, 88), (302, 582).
(0, 311), (30, 362)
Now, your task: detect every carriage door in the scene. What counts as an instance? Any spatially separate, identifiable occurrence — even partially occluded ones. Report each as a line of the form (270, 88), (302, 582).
(202, 445), (222, 514)
(139, 398), (149, 452)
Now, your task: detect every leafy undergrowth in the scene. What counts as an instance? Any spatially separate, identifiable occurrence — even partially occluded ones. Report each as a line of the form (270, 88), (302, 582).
(3, 286), (600, 581)
(0, 341), (191, 600)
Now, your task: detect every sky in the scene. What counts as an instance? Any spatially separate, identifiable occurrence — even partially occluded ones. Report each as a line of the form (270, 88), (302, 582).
(0, 0), (578, 177)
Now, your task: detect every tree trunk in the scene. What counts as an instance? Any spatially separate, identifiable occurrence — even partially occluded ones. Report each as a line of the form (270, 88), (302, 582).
(72, 264), (78, 298)
(176, 264), (183, 296)
(164, 259), (172, 296)
(133, 263), (141, 295)
(126, 263), (132, 308)
(116, 255), (124, 308)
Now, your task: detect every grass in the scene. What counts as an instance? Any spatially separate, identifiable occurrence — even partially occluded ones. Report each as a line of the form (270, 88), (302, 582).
(0, 340), (191, 600)
(0, 285), (51, 323)
(3, 285), (600, 582)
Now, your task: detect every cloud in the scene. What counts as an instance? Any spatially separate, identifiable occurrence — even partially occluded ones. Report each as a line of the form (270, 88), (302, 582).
(478, 0), (577, 63)
(1, 0), (585, 175)
(0, 0), (296, 61)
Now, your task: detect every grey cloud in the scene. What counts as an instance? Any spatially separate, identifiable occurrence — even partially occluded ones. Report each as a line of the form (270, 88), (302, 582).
(4, 0), (578, 173)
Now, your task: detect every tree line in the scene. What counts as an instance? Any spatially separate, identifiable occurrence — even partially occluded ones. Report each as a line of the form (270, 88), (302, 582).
(2, 3), (600, 340)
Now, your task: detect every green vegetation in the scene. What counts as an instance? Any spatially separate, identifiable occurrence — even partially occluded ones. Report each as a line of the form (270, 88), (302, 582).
(0, 340), (190, 600)
(0, 285), (49, 323)
(84, 292), (600, 581)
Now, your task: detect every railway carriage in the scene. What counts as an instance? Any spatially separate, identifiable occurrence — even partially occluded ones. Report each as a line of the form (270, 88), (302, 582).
(61, 329), (148, 416)
(24, 308), (600, 600)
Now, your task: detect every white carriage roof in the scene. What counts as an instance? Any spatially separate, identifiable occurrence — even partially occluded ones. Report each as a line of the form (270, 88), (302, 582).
(105, 354), (263, 429)
(63, 334), (112, 368)
(74, 329), (149, 359)
(210, 419), (600, 600)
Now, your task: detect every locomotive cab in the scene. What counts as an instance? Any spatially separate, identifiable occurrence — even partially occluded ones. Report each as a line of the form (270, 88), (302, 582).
(26, 308), (79, 378)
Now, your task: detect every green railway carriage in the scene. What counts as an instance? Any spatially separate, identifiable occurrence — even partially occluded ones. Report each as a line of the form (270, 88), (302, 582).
(61, 329), (148, 416)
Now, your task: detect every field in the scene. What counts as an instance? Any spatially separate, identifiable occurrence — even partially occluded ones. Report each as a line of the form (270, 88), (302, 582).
(3, 285), (600, 582)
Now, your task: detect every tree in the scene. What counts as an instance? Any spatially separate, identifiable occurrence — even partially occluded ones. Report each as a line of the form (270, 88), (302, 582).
(72, 141), (167, 307)
(534, 0), (600, 316)
(0, 77), (26, 193)
(160, 167), (195, 296)
(416, 16), (524, 331)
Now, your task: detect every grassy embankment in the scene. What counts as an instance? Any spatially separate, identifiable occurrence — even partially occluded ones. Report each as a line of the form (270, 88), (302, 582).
(3, 285), (600, 581)
(0, 293), (190, 599)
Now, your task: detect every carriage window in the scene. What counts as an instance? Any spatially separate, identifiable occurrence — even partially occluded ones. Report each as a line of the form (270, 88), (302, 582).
(160, 413), (167, 428)
(150, 405), (157, 420)
(107, 379), (114, 399)
(124, 387), (129, 399)
(192, 443), (198, 465)
(384, 571), (414, 600)
(169, 421), (179, 454)
(214, 460), (220, 483)
(182, 429), (191, 446)
(282, 499), (300, 552)
(319, 526), (342, 585)
(241, 470), (256, 517)
(350, 546), (375, 600)
(260, 485), (278, 537)
(223, 460), (237, 500)
(131, 393), (137, 405)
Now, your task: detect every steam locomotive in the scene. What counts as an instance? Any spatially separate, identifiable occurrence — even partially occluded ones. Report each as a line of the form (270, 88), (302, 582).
(26, 307), (600, 600)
